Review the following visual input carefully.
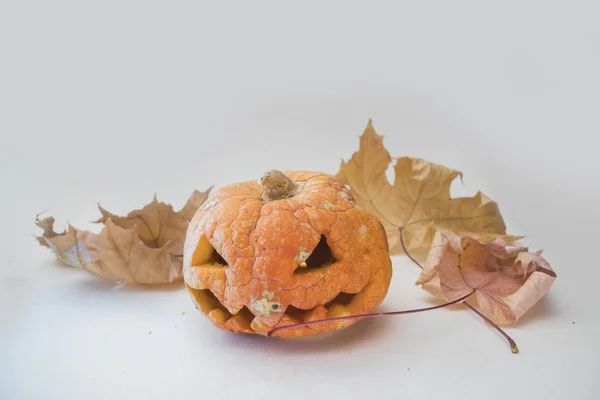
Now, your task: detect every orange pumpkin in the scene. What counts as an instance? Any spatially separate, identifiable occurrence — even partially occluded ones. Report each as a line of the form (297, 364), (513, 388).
(183, 170), (392, 338)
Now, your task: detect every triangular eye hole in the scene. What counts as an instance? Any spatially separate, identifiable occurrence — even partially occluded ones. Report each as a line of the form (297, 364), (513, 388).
(191, 235), (228, 268)
(211, 249), (227, 266)
(295, 235), (334, 273)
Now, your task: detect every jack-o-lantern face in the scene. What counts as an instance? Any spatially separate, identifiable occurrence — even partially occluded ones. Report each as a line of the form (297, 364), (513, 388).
(183, 170), (392, 338)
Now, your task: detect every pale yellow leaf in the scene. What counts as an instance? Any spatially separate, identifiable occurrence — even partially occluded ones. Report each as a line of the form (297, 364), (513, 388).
(336, 120), (510, 254)
(35, 189), (211, 284)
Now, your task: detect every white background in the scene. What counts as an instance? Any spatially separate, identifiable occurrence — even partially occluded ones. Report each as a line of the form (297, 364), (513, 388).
(1, 1), (599, 399)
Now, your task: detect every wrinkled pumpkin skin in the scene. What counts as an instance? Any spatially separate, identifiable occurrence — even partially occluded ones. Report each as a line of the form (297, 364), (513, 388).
(183, 171), (392, 338)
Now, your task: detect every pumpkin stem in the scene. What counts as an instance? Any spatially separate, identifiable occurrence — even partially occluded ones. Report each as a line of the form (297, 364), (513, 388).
(259, 170), (298, 201)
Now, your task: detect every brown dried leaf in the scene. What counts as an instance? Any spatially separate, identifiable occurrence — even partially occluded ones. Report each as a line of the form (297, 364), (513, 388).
(416, 231), (557, 324)
(35, 215), (61, 246)
(35, 189), (210, 284)
(336, 120), (511, 254)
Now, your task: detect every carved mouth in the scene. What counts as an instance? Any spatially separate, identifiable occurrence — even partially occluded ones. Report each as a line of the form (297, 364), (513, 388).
(187, 287), (255, 331)
(187, 285), (358, 334)
(188, 234), (361, 334)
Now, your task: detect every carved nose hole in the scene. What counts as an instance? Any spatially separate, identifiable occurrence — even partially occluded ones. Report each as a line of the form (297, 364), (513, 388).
(295, 235), (334, 274)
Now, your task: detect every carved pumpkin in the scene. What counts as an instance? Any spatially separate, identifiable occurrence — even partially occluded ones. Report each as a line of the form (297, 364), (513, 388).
(183, 170), (392, 338)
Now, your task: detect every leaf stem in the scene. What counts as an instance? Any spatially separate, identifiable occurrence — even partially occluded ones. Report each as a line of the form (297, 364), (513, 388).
(399, 227), (423, 269)
(267, 290), (475, 337)
(463, 303), (519, 353)
(400, 228), (519, 354)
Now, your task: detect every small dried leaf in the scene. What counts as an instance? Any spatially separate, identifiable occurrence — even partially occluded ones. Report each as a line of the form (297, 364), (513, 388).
(476, 233), (525, 245)
(416, 231), (557, 324)
(180, 187), (213, 220)
(35, 215), (61, 247)
(35, 189), (210, 284)
(336, 120), (511, 254)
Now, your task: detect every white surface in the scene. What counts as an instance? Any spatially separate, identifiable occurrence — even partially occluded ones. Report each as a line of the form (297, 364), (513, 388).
(1, 2), (599, 399)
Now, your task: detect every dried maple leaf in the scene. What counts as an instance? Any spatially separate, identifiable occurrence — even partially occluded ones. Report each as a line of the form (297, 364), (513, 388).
(336, 120), (511, 254)
(416, 231), (557, 324)
(35, 189), (211, 284)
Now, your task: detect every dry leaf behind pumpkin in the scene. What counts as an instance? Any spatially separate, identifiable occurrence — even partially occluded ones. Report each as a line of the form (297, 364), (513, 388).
(336, 120), (510, 254)
(36, 189), (211, 284)
(416, 231), (557, 324)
